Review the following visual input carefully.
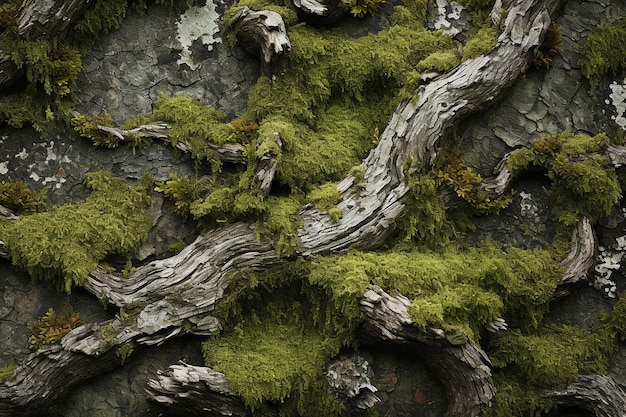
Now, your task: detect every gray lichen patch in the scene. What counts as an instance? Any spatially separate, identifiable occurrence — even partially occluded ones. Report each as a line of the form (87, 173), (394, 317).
(175, 0), (222, 70)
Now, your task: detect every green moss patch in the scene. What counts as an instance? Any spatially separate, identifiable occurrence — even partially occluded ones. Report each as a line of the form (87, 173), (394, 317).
(507, 132), (620, 226)
(308, 242), (562, 340)
(0, 171), (153, 292)
(579, 17), (626, 93)
(489, 322), (615, 388)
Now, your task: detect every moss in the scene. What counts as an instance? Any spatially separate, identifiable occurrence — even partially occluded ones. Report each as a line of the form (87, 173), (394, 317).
(579, 17), (626, 93)
(206, 274), (349, 416)
(308, 242), (562, 341)
(549, 154), (621, 225)
(0, 171), (153, 292)
(256, 196), (303, 256)
(307, 182), (342, 221)
(126, 94), (238, 169)
(0, 180), (46, 214)
(481, 373), (553, 417)
(71, 112), (121, 148)
(154, 173), (208, 217)
(462, 25), (498, 61)
(341, 0), (387, 18)
(0, 363), (16, 384)
(489, 322), (616, 388)
(28, 307), (83, 350)
(396, 172), (454, 248)
(506, 132), (619, 226)
(116, 342), (136, 365)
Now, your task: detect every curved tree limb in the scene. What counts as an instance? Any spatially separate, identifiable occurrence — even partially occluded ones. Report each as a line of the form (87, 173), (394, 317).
(17, 0), (92, 40)
(544, 374), (626, 417)
(146, 362), (249, 416)
(0, 0), (566, 415)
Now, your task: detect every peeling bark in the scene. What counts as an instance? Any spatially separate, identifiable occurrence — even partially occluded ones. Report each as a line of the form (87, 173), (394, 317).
(230, 8), (291, 77)
(544, 374), (626, 417)
(146, 362), (249, 416)
(0, 0), (568, 415)
(17, 0), (92, 40)
(555, 217), (597, 299)
(359, 286), (495, 417)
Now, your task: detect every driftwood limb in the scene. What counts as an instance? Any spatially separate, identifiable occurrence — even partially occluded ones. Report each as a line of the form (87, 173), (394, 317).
(93, 122), (246, 164)
(554, 217), (597, 299)
(0, 0), (567, 415)
(146, 362), (249, 416)
(359, 286), (494, 417)
(230, 7), (291, 77)
(544, 374), (626, 417)
(16, 0), (92, 40)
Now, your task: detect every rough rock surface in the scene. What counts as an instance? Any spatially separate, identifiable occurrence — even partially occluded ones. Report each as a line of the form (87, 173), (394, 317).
(76, 1), (260, 123)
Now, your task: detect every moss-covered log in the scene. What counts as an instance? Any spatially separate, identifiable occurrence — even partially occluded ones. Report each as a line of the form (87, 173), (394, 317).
(544, 374), (626, 417)
(0, 0), (569, 415)
(76, 117), (247, 163)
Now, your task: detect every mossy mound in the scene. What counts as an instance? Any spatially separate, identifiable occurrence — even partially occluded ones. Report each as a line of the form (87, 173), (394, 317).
(507, 132), (621, 226)
(0, 171), (153, 292)
(579, 17), (626, 93)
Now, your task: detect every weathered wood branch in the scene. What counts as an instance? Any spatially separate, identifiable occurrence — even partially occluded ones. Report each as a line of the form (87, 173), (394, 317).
(555, 217), (597, 299)
(359, 286), (494, 417)
(291, 0), (348, 26)
(92, 121), (247, 164)
(230, 7), (291, 77)
(1, 0), (567, 415)
(17, 0), (92, 40)
(543, 374), (626, 417)
(146, 362), (249, 416)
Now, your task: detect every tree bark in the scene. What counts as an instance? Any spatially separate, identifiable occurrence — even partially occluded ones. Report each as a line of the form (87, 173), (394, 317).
(146, 362), (249, 416)
(230, 8), (291, 77)
(16, 0), (92, 40)
(0, 0), (568, 415)
(544, 374), (626, 417)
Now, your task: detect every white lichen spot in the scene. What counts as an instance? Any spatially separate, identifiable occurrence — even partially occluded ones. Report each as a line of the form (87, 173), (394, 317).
(0, 161), (8, 175)
(431, 0), (465, 37)
(175, 0), (222, 70)
(15, 148), (29, 160)
(45, 141), (57, 164)
(519, 191), (539, 219)
(592, 212), (626, 299)
(30, 172), (40, 182)
(608, 78), (626, 131)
